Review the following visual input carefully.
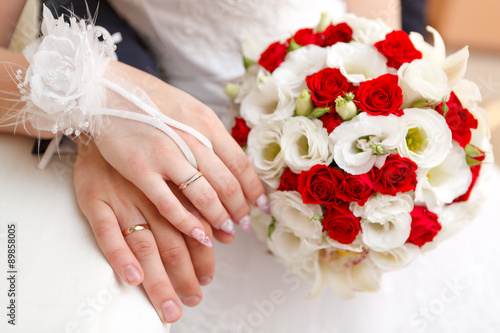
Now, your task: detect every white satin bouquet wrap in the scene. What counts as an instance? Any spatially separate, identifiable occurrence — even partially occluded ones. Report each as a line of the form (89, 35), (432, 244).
(16, 6), (211, 168)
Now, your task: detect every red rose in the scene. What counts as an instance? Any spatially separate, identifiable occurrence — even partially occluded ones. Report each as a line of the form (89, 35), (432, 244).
(337, 173), (374, 206)
(298, 164), (344, 205)
(291, 28), (324, 46)
(406, 206), (442, 247)
(362, 154), (418, 196)
(355, 74), (404, 116)
(277, 168), (300, 192)
(375, 30), (422, 69)
(453, 165), (481, 203)
(306, 68), (354, 107)
(322, 203), (361, 244)
(319, 112), (342, 134)
(231, 117), (251, 147)
(436, 92), (478, 148)
(322, 23), (353, 46)
(258, 41), (289, 72)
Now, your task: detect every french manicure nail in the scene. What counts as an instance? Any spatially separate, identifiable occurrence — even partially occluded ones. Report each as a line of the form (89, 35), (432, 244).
(220, 219), (235, 235)
(257, 194), (271, 214)
(162, 300), (181, 323)
(238, 215), (252, 233)
(124, 265), (141, 285)
(191, 228), (213, 248)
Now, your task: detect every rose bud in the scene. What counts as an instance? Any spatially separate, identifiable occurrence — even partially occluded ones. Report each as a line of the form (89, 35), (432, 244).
(316, 12), (331, 33)
(224, 82), (241, 101)
(295, 89), (314, 117)
(335, 93), (358, 121)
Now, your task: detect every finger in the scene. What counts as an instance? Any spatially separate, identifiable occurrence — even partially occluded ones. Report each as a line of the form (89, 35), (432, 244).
(180, 133), (251, 233)
(212, 130), (270, 214)
(81, 200), (144, 286)
(121, 216), (183, 323)
(145, 213), (204, 307)
(133, 173), (217, 246)
(157, 158), (236, 235)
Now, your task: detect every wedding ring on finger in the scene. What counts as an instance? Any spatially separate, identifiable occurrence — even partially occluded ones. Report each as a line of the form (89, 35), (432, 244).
(179, 171), (203, 190)
(123, 224), (151, 237)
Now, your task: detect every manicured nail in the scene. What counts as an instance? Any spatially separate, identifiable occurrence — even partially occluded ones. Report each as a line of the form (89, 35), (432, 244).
(162, 300), (181, 323)
(182, 295), (201, 307)
(220, 219), (235, 235)
(238, 215), (252, 233)
(257, 194), (271, 214)
(198, 275), (213, 285)
(191, 228), (213, 248)
(124, 265), (141, 285)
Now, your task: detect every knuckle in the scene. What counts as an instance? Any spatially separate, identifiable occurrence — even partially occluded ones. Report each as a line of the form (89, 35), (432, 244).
(159, 244), (185, 266)
(193, 187), (218, 209)
(156, 197), (176, 216)
(130, 240), (156, 259)
(175, 279), (200, 295)
(147, 280), (172, 299)
(219, 176), (241, 200)
(91, 220), (114, 239)
(106, 247), (130, 265)
(229, 155), (252, 177)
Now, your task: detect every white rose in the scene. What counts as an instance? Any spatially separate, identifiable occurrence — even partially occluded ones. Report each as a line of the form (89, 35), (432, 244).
(330, 112), (407, 175)
(281, 117), (333, 173)
(415, 142), (472, 210)
(273, 45), (328, 96)
(352, 192), (414, 252)
(239, 77), (295, 127)
(397, 108), (452, 168)
(398, 59), (450, 108)
(410, 26), (469, 87)
(246, 120), (287, 189)
(337, 14), (392, 45)
(326, 42), (391, 84)
(368, 243), (420, 271)
(269, 191), (323, 240)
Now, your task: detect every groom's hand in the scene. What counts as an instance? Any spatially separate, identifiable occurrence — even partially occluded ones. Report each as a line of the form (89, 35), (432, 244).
(73, 140), (232, 323)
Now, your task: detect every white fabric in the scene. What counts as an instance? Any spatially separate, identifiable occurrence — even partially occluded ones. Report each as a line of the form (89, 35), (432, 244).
(2, 0), (500, 332)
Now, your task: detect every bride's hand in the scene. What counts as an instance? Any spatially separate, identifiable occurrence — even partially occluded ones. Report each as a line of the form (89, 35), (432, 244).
(73, 140), (233, 323)
(94, 61), (269, 243)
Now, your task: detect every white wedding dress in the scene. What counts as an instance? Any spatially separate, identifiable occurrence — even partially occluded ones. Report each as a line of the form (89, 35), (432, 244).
(1, 0), (500, 332)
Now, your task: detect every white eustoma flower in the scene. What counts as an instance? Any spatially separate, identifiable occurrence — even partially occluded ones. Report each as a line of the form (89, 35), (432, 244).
(398, 59), (450, 108)
(240, 77), (295, 127)
(330, 112), (407, 175)
(452, 79), (482, 107)
(410, 26), (469, 87)
(246, 120), (287, 189)
(352, 192), (414, 252)
(249, 206), (272, 243)
(270, 191), (323, 240)
(235, 65), (270, 104)
(368, 243), (420, 271)
(337, 14), (392, 45)
(397, 108), (452, 168)
(468, 105), (494, 164)
(273, 45), (328, 95)
(326, 42), (391, 84)
(281, 117), (333, 173)
(415, 142), (472, 210)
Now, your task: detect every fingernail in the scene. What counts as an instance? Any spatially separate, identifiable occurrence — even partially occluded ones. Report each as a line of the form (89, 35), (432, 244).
(124, 265), (141, 285)
(257, 194), (271, 214)
(238, 215), (252, 233)
(199, 275), (213, 285)
(220, 219), (235, 235)
(162, 300), (181, 323)
(182, 295), (201, 307)
(191, 228), (213, 248)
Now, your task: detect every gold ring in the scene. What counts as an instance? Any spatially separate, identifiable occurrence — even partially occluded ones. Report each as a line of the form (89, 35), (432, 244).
(122, 224), (151, 237)
(179, 171), (203, 190)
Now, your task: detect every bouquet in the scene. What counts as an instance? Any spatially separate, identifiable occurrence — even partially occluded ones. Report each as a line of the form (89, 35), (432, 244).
(227, 13), (493, 298)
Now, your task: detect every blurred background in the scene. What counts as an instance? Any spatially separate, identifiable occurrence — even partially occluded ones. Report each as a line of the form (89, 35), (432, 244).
(8, 0), (500, 163)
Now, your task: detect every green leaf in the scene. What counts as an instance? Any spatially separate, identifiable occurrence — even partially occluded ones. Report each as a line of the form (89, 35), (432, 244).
(268, 216), (276, 239)
(243, 55), (256, 70)
(441, 98), (449, 117)
(309, 214), (324, 222)
(288, 37), (301, 52)
(411, 100), (430, 108)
